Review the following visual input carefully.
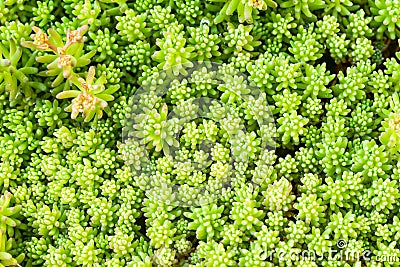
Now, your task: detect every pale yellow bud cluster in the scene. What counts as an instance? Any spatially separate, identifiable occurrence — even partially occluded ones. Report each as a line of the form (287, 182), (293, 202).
(66, 25), (89, 46)
(388, 113), (400, 133)
(71, 92), (97, 119)
(248, 0), (267, 10)
(31, 26), (51, 50)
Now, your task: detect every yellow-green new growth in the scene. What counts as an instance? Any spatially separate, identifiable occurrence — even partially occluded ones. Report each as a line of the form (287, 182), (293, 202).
(0, 192), (22, 237)
(211, 0), (277, 23)
(380, 92), (400, 154)
(0, 231), (24, 267)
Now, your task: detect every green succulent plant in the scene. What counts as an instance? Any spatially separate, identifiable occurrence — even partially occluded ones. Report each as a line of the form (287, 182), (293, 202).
(0, 40), (44, 104)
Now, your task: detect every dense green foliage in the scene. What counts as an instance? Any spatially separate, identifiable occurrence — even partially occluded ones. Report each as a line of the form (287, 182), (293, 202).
(1, 0), (400, 266)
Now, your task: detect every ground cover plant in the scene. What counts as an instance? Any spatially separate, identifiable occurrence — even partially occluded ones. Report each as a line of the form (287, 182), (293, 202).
(1, 0), (400, 266)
